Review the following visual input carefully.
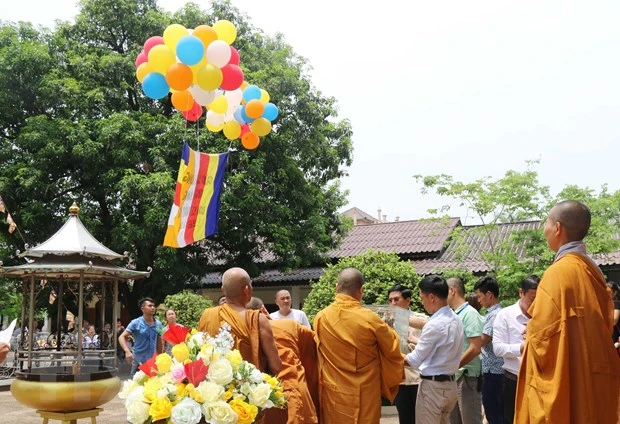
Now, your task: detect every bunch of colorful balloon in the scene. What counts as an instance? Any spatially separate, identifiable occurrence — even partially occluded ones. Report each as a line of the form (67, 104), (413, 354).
(134, 20), (279, 150)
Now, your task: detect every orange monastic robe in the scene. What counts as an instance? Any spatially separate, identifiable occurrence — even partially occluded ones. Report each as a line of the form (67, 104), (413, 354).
(198, 304), (266, 371)
(263, 319), (319, 424)
(314, 293), (404, 424)
(515, 253), (620, 423)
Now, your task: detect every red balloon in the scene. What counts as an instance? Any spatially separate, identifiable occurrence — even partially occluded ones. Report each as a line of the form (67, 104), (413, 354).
(182, 102), (203, 122)
(228, 46), (240, 65)
(144, 36), (164, 55)
(135, 51), (147, 68)
(220, 64), (244, 91)
(240, 124), (250, 136)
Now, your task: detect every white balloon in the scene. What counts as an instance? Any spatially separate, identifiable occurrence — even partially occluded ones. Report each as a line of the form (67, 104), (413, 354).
(206, 109), (226, 126)
(206, 40), (232, 68)
(188, 85), (216, 106)
(225, 88), (243, 113)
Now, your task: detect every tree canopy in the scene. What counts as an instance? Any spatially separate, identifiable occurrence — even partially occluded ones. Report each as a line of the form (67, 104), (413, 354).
(0, 0), (353, 317)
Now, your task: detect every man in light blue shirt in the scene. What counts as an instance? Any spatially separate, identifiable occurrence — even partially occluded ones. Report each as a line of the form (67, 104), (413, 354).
(406, 275), (463, 424)
(118, 297), (163, 378)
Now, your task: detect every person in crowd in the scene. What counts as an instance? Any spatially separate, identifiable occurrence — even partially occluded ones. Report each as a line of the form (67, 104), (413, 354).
(247, 297), (319, 424)
(118, 297), (163, 378)
(447, 277), (483, 424)
(607, 281), (620, 344)
(515, 200), (620, 423)
(474, 276), (503, 424)
(387, 283), (428, 424)
(162, 308), (182, 354)
(314, 267), (404, 423)
(217, 294), (226, 306)
(198, 267), (281, 375)
(269, 289), (311, 327)
(406, 274), (464, 424)
(83, 325), (99, 349)
(466, 293), (482, 312)
(0, 342), (9, 364)
(493, 275), (539, 423)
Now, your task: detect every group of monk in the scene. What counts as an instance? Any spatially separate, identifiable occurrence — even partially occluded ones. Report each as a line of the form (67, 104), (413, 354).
(195, 200), (620, 424)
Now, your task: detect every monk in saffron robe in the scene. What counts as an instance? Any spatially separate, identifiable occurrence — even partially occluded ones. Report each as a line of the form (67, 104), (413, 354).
(515, 200), (620, 423)
(314, 267), (405, 423)
(246, 297), (319, 424)
(197, 267), (281, 375)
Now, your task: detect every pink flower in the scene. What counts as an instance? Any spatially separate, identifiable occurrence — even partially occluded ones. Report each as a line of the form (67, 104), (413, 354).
(171, 365), (187, 383)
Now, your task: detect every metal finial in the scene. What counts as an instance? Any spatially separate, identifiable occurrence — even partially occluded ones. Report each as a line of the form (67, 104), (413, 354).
(69, 202), (80, 216)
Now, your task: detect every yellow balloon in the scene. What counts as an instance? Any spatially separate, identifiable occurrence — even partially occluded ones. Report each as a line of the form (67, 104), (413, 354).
(223, 121), (241, 140)
(163, 24), (189, 51)
(206, 121), (223, 132)
(136, 62), (153, 83)
(240, 81), (249, 91)
(190, 57), (208, 84)
(209, 96), (228, 114)
(251, 118), (271, 137)
(148, 44), (176, 74)
(259, 89), (270, 104)
(212, 20), (237, 45)
(197, 64), (223, 91)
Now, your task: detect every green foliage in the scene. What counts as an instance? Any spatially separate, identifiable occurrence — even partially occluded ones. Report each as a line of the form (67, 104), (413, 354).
(156, 290), (212, 328)
(0, 0), (353, 318)
(0, 278), (22, 319)
(303, 250), (421, 323)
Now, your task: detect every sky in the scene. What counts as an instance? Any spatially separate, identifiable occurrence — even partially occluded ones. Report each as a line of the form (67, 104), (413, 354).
(4, 0), (620, 224)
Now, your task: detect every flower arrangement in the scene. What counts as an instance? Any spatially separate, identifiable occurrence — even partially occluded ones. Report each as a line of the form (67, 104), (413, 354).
(119, 323), (286, 424)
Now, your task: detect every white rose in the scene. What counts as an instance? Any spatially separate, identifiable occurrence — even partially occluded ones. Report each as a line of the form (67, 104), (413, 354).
(196, 381), (225, 403)
(248, 383), (273, 408)
(249, 368), (263, 384)
(208, 359), (233, 386)
(170, 397), (202, 424)
(132, 370), (148, 384)
(118, 380), (137, 400)
(202, 400), (238, 424)
(125, 387), (150, 424)
(157, 383), (178, 400)
(189, 333), (205, 349)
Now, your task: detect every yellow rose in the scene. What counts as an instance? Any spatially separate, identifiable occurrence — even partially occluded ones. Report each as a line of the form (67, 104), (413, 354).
(143, 378), (163, 402)
(223, 388), (234, 400)
(155, 353), (173, 373)
(189, 387), (204, 403)
(226, 350), (242, 369)
(229, 398), (258, 424)
(172, 343), (190, 363)
(266, 376), (278, 390)
(149, 396), (173, 422)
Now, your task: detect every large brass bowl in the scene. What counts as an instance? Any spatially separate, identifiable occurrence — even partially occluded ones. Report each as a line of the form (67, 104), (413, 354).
(11, 366), (121, 412)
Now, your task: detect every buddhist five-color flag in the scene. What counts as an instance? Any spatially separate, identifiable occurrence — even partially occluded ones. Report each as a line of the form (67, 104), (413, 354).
(163, 143), (228, 248)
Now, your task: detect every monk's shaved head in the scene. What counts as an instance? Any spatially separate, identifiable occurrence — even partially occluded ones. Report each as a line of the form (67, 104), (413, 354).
(246, 296), (264, 310)
(337, 267), (364, 296)
(221, 267), (251, 299)
(549, 200), (591, 241)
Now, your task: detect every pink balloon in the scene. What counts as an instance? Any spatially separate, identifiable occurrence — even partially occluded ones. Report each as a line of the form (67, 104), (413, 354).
(219, 64), (244, 91)
(135, 51), (147, 68)
(240, 124), (250, 136)
(228, 46), (240, 65)
(182, 102), (203, 122)
(144, 36), (164, 55)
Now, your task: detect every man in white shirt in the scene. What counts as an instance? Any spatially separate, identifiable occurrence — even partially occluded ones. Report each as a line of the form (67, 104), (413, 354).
(492, 275), (539, 423)
(269, 289), (311, 327)
(407, 275), (464, 424)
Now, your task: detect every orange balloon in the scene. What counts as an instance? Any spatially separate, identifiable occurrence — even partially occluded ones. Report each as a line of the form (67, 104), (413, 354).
(171, 91), (195, 111)
(245, 99), (265, 119)
(241, 132), (260, 150)
(193, 25), (218, 48)
(166, 63), (193, 91)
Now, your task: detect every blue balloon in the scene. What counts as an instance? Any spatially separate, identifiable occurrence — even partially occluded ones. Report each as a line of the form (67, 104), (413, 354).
(142, 73), (170, 99)
(263, 103), (279, 121)
(176, 35), (205, 66)
(242, 85), (261, 102)
(233, 106), (247, 124)
(240, 105), (255, 124)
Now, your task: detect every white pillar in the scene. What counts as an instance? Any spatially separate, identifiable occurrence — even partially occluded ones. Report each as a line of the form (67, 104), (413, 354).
(291, 286), (301, 310)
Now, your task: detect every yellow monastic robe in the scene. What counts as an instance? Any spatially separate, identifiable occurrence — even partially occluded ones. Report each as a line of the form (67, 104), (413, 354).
(263, 319), (319, 424)
(314, 293), (404, 424)
(197, 304), (266, 371)
(515, 253), (620, 423)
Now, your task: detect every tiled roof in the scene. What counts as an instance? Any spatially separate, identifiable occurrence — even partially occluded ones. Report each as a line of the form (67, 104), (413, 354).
(340, 207), (378, 223)
(201, 267), (324, 287)
(329, 218), (461, 259)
